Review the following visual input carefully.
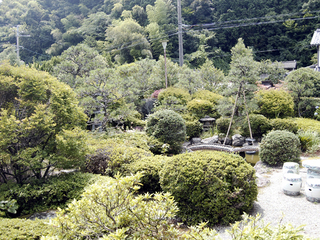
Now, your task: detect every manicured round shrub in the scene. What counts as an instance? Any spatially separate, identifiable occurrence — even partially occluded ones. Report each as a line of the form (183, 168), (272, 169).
(187, 99), (214, 119)
(157, 87), (191, 105)
(186, 120), (203, 139)
(192, 90), (223, 104)
(146, 110), (186, 154)
(240, 114), (271, 139)
(270, 118), (298, 134)
(159, 151), (257, 225)
(126, 155), (169, 193)
(255, 89), (294, 118)
(260, 130), (301, 166)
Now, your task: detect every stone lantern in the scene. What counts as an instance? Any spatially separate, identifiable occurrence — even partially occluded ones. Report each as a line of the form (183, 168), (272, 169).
(199, 116), (215, 131)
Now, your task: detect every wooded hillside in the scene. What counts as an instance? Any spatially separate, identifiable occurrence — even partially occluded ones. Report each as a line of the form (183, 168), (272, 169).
(0, 0), (319, 69)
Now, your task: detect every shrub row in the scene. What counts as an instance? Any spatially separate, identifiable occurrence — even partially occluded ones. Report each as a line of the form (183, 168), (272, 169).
(0, 172), (97, 216)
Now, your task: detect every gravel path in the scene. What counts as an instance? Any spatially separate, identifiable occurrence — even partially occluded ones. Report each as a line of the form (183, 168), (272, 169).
(213, 161), (320, 239)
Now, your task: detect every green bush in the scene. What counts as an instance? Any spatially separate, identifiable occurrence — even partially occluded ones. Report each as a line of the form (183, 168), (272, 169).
(187, 99), (214, 119)
(146, 110), (186, 154)
(0, 172), (97, 216)
(158, 87), (191, 105)
(216, 117), (234, 135)
(85, 142), (152, 176)
(0, 218), (53, 240)
(260, 130), (301, 166)
(255, 89), (294, 118)
(125, 155), (169, 193)
(186, 120), (203, 139)
(294, 118), (320, 135)
(297, 130), (320, 153)
(192, 90), (223, 104)
(270, 118), (298, 133)
(240, 114), (271, 139)
(159, 151), (257, 225)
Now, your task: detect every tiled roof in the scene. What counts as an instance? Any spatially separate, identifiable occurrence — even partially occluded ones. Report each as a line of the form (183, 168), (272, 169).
(311, 29), (320, 46)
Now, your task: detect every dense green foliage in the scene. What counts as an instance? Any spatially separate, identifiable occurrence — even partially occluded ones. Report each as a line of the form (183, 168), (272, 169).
(186, 99), (214, 119)
(146, 109), (186, 153)
(297, 129), (320, 153)
(260, 130), (301, 166)
(0, 64), (87, 184)
(240, 114), (271, 139)
(270, 118), (299, 133)
(285, 68), (320, 117)
(85, 140), (152, 177)
(0, 218), (53, 240)
(255, 89), (295, 118)
(159, 151), (257, 225)
(44, 173), (184, 239)
(216, 117), (234, 135)
(0, 172), (97, 216)
(185, 120), (203, 139)
(294, 117), (320, 134)
(1, 0), (318, 70)
(125, 155), (168, 193)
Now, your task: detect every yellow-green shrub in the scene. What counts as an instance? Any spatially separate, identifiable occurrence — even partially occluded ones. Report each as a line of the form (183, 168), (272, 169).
(255, 89), (294, 118)
(192, 90), (223, 104)
(187, 99), (214, 119)
(270, 118), (298, 133)
(294, 118), (320, 134)
(0, 218), (53, 240)
(158, 87), (191, 105)
(85, 142), (152, 176)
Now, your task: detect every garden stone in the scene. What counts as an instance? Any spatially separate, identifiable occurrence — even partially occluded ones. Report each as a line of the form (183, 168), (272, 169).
(201, 135), (219, 144)
(191, 137), (202, 144)
(232, 134), (245, 146)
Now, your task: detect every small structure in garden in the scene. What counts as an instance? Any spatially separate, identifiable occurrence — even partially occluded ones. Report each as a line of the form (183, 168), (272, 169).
(199, 115), (215, 131)
(302, 160), (320, 202)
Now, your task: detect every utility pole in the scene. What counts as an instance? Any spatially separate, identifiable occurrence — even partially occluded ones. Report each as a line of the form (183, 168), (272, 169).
(177, 0), (183, 66)
(16, 25), (30, 62)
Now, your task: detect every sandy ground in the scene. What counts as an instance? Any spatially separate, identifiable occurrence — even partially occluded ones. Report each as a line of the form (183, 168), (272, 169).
(213, 161), (320, 239)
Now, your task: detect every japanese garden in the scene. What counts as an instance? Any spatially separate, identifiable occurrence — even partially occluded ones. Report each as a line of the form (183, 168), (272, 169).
(1, 0), (320, 239)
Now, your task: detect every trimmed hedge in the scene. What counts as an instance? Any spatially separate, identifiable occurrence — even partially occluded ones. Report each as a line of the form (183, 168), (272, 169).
(260, 130), (301, 166)
(125, 155), (169, 193)
(146, 110), (186, 154)
(159, 151), (257, 225)
(270, 118), (298, 134)
(294, 118), (320, 135)
(0, 172), (97, 216)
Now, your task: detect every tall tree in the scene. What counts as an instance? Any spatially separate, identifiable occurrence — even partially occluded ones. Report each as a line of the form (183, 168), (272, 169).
(0, 63), (87, 184)
(105, 18), (152, 64)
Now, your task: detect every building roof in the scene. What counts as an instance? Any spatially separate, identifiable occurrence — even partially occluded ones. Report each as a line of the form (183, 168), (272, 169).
(281, 60), (296, 70)
(311, 29), (320, 46)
